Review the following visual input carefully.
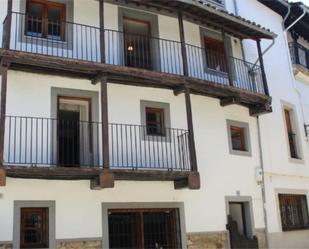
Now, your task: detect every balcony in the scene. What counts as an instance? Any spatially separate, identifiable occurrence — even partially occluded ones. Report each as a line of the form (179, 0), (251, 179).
(289, 42), (309, 76)
(1, 13), (269, 102)
(3, 116), (196, 185)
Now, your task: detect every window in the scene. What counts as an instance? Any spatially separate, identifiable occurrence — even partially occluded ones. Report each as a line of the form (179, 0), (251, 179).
(108, 209), (182, 249)
(26, 0), (66, 40)
(230, 126), (246, 151)
(145, 107), (165, 136)
(284, 108), (300, 159)
(204, 36), (227, 73)
(20, 208), (48, 248)
(227, 120), (251, 156)
(279, 194), (309, 231)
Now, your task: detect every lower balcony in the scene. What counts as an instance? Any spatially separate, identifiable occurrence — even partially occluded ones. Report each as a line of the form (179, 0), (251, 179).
(3, 115), (199, 189)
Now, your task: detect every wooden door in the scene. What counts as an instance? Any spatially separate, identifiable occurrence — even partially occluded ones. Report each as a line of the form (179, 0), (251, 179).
(58, 110), (80, 166)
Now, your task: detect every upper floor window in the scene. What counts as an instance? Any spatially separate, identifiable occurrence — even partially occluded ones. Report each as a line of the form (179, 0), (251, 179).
(279, 194), (309, 231)
(26, 0), (66, 40)
(146, 107), (165, 136)
(284, 108), (300, 159)
(227, 120), (251, 157)
(20, 207), (49, 248)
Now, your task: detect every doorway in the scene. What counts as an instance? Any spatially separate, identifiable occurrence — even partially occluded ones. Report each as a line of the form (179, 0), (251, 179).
(123, 17), (152, 69)
(226, 198), (258, 249)
(108, 209), (182, 249)
(57, 96), (91, 166)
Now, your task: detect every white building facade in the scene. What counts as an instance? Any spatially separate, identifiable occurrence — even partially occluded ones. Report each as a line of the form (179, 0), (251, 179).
(0, 0), (307, 249)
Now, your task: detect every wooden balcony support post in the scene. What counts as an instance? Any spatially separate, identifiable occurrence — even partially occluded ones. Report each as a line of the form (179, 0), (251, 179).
(4, 0), (13, 49)
(178, 12), (198, 177)
(222, 30), (234, 87)
(99, 0), (105, 63)
(257, 39), (270, 96)
(0, 60), (10, 186)
(100, 76), (109, 169)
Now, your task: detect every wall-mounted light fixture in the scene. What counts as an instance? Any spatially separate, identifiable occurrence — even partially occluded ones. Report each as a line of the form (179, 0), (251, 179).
(127, 45), (134, 52)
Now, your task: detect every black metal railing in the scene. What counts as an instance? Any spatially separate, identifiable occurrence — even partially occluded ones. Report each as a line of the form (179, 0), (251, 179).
(287, 132), (299, 159)
(186, 44), (265, 94)
(3, 12), (265, 94)
(3, 116), (190, 171)
(289, 42), (309, 70)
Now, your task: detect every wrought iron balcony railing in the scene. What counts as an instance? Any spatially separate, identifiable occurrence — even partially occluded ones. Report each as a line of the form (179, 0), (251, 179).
(3, 115), (191, 171)
(289, 42), (309, 70)
(2, 12), (265, 94)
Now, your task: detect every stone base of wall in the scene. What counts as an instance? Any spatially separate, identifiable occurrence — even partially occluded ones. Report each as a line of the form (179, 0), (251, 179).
(256, 229), (266, 249)
(0, 244), (12, 249)
(187, 231), (228, 249)
(57, 240), (102, 249)
(0, 230), (264, 249)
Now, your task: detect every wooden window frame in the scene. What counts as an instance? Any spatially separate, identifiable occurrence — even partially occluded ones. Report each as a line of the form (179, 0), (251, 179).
(230, 126), (246, 152)
(26, 0), (66, 40)
(284, 109), (299, 159)
(145, 107), (165, 136)
(20, 207), (49, 248)
(279, 194), (309, 231)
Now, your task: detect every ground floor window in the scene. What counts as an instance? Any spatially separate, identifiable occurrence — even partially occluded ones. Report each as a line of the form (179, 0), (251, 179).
(108, 208), (182, 249)
(279, 194), (309, 231)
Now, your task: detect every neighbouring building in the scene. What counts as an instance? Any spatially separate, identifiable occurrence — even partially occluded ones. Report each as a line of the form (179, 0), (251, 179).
(0, 0), (307, 249)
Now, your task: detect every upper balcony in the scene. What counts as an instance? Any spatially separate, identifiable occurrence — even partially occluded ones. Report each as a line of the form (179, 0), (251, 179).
(0, 2), (276, 115)
(289, 42), (309, 78)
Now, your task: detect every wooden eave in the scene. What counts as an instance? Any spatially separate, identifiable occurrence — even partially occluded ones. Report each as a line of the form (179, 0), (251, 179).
(0, 48), (271, 115)
(110, 0), (276, 40)
(258, 0), (309, 42)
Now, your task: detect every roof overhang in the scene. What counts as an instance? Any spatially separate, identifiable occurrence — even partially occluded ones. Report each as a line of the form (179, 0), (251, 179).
(110, 0), (276, 40)
(258, 0), (309, 41)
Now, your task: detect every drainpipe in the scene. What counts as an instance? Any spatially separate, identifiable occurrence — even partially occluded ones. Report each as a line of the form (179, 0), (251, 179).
(256, 116), (269, 249)
(232, 0), (271, 247)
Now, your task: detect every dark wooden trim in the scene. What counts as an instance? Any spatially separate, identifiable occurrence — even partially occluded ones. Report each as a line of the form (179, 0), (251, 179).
(222, 30), (233, 87)
(0, 49), (272, 114)
(184, 88), (198, 172)
(257, 39), (269, 96)
(0, 63), (9, 165)
(178, 12), (188, 77)
(99, 0), (105, 63)
(220, 97), (241, 107)
(100, 76), (109, 168)
(4, 0), (13, 49)
(5, 166), (191, 180)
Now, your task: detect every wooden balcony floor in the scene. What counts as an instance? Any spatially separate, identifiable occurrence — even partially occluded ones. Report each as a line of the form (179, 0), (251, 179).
(0, 48), (271, 115)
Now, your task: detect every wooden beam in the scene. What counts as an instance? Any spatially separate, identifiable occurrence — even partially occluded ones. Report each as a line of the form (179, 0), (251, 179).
(249, 102), (272, 116)
(90, 170), (114, 189)
(100, 76), (110, 168)
(257, 39), (269, 96)
(220, 97), (241, 107)
(3, 0), (13, 49)
(222, 30), (234, 87)
(99, 0), (105, 63)
(0, 62), (9, 166)
(178, 12), (188, 76)
(174, 172), (200, 190)
(178, 11), (198, 173)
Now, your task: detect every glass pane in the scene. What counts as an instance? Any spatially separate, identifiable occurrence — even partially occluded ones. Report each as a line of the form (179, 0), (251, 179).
(231, 126), (246, 151)
(47, 7), (62, 39)
(27, 3), (43, 37)
(28, 3), (43, 18)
